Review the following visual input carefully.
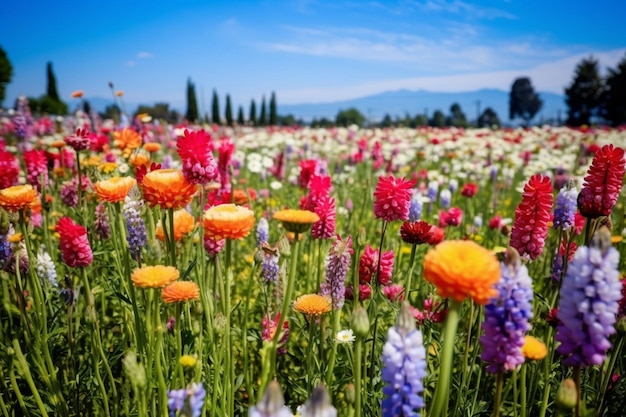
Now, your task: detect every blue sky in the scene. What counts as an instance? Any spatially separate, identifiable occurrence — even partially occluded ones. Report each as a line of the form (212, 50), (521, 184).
(2, 0), (625, 111)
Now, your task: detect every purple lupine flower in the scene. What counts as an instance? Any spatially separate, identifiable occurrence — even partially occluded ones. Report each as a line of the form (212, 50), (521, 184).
(94, 203), (111, 240)
(381, 302), (426, 417)
(556, 227), (622, 367)
(0, 234), (11, 266)
(320, 236), (353, 310)
(257, 217), (269, 247)
(123, 195), (147, 261)
(408, 192), (423, 222)
(480, 249), (533, 373)
(262, 253), (280, 283)
(551, 252), (565, 283)
(249, 380), (294, 417)
(439, 189), (451, 209)
(553, 180), (578, 231)
(14, 95), (33, 141)
(299, 384), (336, 417)
(448, 179), (458, 193)
(167, 383), (206, 417)
(427, 181), (438, 203)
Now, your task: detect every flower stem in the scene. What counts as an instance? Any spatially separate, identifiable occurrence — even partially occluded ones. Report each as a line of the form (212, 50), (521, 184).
(354, 334), (363, 417)
(573, 365), (581, 417)
(493, 371), (504, 417)
(520, 363), (528, 417)
(12, 339), (49, 417)
(325, 309), (342, 389)
(429, 299), (462, 417)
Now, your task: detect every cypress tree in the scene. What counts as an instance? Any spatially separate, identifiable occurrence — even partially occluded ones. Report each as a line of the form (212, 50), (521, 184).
(225, 94), (233, 126)
(237, 105), (245, 125)
(185, 78), (199, 122)
(259, 95), (267, 126)
(249, 99), (257, 125)
(46, 62), (60, 101)
(269, 91), (277, 126)
(211, 90), (220, 125)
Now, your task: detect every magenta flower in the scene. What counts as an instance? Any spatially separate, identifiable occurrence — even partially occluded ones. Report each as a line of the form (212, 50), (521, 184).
(373, 176), (416, 222)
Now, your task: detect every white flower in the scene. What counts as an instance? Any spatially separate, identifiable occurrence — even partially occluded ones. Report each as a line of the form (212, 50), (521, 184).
(270, 181), (283, 190)
(118, 163), (130, 174)
(336, 329), (355, 344)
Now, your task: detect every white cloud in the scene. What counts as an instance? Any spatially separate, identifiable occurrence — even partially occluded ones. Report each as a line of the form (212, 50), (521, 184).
(137, 51), (153, 59)
(277, 47), (626, 103)
(408, 0), (517, 20)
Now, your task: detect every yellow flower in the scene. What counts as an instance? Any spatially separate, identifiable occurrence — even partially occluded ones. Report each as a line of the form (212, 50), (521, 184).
(156, 209), (195, 241)
(131, 265), (179, 289)
(522, 335), (547, 360)
(98, 162), (118, 174)
(0, 185), (38, 213)
(203, 204), (255, 240)
(139, 169), (197, 209)
(293, 294), (332, 316)
(179, 355), (197, 369)
(8, 233), (23, 243)
(423, 240), (500, 305)
(161, 281), (200, 303)
(93, 176), (137, 203)
(273, 209), (320, 234)
(611, 235), (623, 244)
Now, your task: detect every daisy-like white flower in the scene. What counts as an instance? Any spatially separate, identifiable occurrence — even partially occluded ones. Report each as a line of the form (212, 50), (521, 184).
(336, 329), (356, 344)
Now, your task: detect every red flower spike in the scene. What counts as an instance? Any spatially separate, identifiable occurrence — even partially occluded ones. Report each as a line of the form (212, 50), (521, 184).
(577, 144), (625, 218)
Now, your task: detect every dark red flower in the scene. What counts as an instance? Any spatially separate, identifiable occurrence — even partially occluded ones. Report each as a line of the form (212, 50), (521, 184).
(400, 220), (433, 245)
(461, 183), (478, 197)
(488, 215), (503, 230)
(577, 144), (625, 218)
(298, 159), (317, 188)
(427, 226), (445, 245)
(0, 150), (20, 189)
(64, 128), (91, 152)
(510, 174), (553, 260)
(56, 217), (93, 268)
(373, 175), (416, 222)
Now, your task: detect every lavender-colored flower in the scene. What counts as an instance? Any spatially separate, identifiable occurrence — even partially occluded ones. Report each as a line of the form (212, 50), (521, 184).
(553, 180), (578, 231)
(427, 181), (438, 203)
(123, 195), (147, 260)
(381, 302), (426, 417)
(448, 179), (458, 193)
(167, 383), (206, 417)
(94, 203), (111, 239)
(556, 227), (622, 367)
(257, 217), (269, 247)
(262, 253), (280, 283)
(249, 380), (294, 417)
(299, 384), (336, 417)
(439, 189), (451, 208)
(551, 252), (565, 283)
(0, 234), (11, 266)
(36, 245), (58, 287)
(14, 95), (33, 141)
(320, 236), (353, 310)
(408, 192), (423, 222)
(480, 249), (533, 373)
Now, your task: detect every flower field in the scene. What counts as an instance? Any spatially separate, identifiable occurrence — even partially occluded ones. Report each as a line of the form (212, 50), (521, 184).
(0, 110), (625, 417)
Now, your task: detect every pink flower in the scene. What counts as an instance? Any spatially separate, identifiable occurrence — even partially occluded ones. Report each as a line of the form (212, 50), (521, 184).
(311, 194), (336, 239)
(358, 244), (394, 285)
(382, 284), (405, 302)
(55, 217), (93, 268)
(176, 129), (219, 185)
(64, 128), (92, 152)
(438, 207), (463, 227)
(373, 175), (416, 222)
(218, 139), (234, 191)
(203, 236), (226, 257)
(0, 149), (19, 189)
(299, 159), (317, 189)
(300, 175), (332, 211)
(23, 149), (48, 191)
(345, 284), (372, 301)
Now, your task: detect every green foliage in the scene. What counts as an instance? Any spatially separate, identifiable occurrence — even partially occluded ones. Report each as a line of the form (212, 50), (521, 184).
(211, 89), (220, 124)
(0, 45), (13, 106)
(134, 102), (180, 123)
(46, 62), (60, 102)
(237, 105), (245, 125)
(100, 104), (121, 120)
(185, 78), (199, 123)
(509, 77), (543, 124)
(310, 117), (334, 127)
(478, 107), (501, 128)
(380, 114), (393, 128)
(225, 94), (233, 126)
(564, 57), (603, 126)
(249, 99), (257, 125)
(269, 91), (277, 126)
(429, 109), (446, 127)
(446, 103), (469, 127)
(259, 96), (267, 126)
(335, 107), (366, 126)
(28, 95), (68, 115)
(599, 53), (626, 127)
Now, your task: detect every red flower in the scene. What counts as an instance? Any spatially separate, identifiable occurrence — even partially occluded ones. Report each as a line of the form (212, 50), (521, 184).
(577, 144), (625, 218)
(217, 139), (234, 190)
(438, 207), (463, 227)
(427, 226), (445, 245)
(345, 284), (372, 301)
(176, 129), (219, 185)
(311, 194), (336, 239)
(373, 175), (416, 222)
(23, 149), (48, 191)
(358, 244), (394, 285)
(0, 150), (20, 189)
(510, 174), (553, 260)
(461, 183), (478, 197)
(299, 159), (317, 188)
(55, 217), (93, 267)
(135, 162), (161, 185)
(300, 175), (332, 211)
(400, 220), (433, 245)
(488, 215), (503, 230)
(64, 128), (91, 152)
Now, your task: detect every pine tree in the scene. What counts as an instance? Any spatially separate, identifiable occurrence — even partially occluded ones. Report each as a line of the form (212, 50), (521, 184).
(259, 96), (267, 126)
(225, 94), (233, 126)
(46, 62), (60, 102)
(269, 91), (277, 126)
(185, 78), (199, 123)
(564, 57), (603, 126)
(599, 53), (626, 126)
(211, 90), (220, 125)
(509, 77), (542, 125)
(249, 99), (257, 125)
(237, 105), (245, 125)
(0, 46), (13, 106)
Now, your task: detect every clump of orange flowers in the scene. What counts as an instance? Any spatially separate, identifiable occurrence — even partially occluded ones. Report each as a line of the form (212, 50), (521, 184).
(93, 177), (137, 203)
(423, 240), (500, 305)
(203, 204), (255, 240)
(156, 209), (195, 241)
(113, 128), (142, 158)
(131, 265), (180, 288)
(161, 281), (200, 303)
(0, 185), (39, 212)
(139, 169), (197, 209)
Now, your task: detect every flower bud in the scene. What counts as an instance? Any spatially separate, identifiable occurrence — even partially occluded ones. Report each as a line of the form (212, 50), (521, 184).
(351, 306), (369, 338)
(556, 378), (577, 410)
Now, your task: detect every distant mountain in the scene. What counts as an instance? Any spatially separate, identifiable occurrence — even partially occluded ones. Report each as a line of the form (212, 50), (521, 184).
(278, 88), (566, 126)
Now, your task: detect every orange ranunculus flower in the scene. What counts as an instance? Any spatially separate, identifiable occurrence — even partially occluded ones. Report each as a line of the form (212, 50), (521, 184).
(203, 204), (255, 240)
(139, 169), (197, 209)
(130, 151), (150, 168)
(113, 128), (142, 158)
(522, 335), (547, 360)
(115, 90), (124, 97)
(71, 90), (84, 98)
(0, 185), (39, 212)
(131, 265), (179, 288)
(156, 209), (195, 241)
(293, 294), (332, 316)
(423, 240), (500, 305)
(93, 176), (137, 203)
(143, 142), (161, 153)
(161, 281), (200, 303)
(273, 209), (319, 234)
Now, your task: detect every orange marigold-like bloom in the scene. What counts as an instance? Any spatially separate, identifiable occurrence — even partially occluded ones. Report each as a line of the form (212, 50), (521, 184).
(113, 128), (142, 158)
(131, 265), (180, 288)
(423, 240), (500, 305)
(161, 281), (200, 303)
(293, 294), (332, 316)
(522, 335), (547, 360)
(93, 176), (137, 203)
(156, 209), (196, 241)
(130, 151), (150, 168)
(203, 204), (255, 240)
(273, 209), (320, 234)
(143, 142), (161, 153)
(71, 90), (84, 98)
(139, 169), (197, 209)
(0, 185), (39, 212)
(115, 90), (124, 97)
